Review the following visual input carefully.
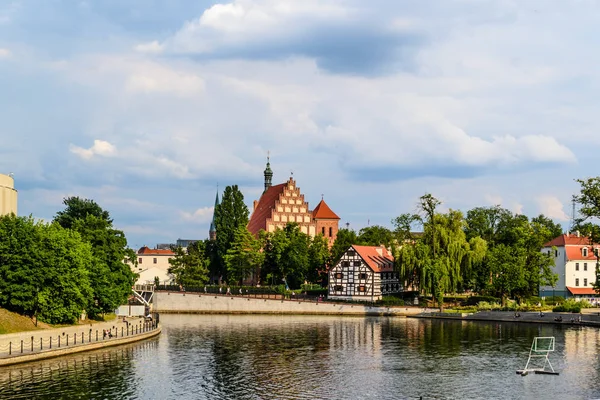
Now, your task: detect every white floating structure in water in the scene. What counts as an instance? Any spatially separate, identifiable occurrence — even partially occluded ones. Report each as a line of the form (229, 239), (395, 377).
(517, 336), (559, 376)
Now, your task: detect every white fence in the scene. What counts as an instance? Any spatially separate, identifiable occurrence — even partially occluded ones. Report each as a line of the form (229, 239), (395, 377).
(115, 305), (146, 317)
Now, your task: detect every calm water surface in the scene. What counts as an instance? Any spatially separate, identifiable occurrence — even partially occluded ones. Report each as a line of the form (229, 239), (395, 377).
(0, 314), (599, 399)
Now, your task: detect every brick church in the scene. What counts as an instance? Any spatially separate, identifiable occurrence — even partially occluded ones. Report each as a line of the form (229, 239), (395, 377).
(247, 158), (340, 246)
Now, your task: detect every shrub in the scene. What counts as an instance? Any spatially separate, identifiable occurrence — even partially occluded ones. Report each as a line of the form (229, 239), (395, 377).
(378, 297), (405, 306)
(467, 296), (500, 306)
(553, 299), (582, 313)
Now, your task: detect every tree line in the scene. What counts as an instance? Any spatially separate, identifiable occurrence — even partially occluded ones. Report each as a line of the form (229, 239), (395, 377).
(0, 197), (136, 324)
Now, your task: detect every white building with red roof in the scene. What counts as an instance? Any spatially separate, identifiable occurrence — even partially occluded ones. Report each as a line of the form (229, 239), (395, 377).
(540, 233), (600, 302)
(130, 246), (176, 285)
(328, 245), (400, 301)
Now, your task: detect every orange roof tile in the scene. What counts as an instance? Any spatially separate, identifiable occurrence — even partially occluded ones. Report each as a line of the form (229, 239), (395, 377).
(312, 199), (340, 220)
(565, 246), (599, 261)
(247, 183), (286, 236)
(137, 246), (175, 256)
(543, 234), (597, 247)
(567, 287), (598, 295)
(352, 245), (394, 272)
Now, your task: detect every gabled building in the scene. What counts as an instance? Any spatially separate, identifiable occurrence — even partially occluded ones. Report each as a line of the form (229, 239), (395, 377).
(328, 245), (400, 301)
(540, 233), (600, 302)
(247, 158), (340, 246)
(130, 246), (176, 285)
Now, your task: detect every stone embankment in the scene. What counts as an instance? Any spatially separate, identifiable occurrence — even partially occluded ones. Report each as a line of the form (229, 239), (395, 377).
(412, 309), (600, 327)
(154, 291), (423, 316)
(0, 317), (160, 366)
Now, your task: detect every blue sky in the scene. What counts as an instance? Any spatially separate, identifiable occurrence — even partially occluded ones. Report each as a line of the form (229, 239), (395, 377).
(1, 0), (598, 248)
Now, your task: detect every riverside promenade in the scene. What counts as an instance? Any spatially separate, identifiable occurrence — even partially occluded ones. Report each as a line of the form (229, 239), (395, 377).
(0, 317), (160, 366)
(154, 290), (424, 316)
(412, 309), (600, 327)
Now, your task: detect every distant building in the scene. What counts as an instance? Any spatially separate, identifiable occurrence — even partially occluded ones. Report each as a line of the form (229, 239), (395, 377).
(0, 173), (17, 216)
(540, 233), (600, 302)
(247, 157), (340, 246)
(130, 246), (176, 285)
(328, 245), (401, 301)
(209, 189), (219, 241)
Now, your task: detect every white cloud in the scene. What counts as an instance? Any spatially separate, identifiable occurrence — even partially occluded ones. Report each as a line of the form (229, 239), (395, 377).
(179, 206), (214, 223)
(134, 41), (164, 54)
(536, 195), (569, 221)
(484, 194), (503, 206)
(70, 140), (116, 160)
(0, 48), (11, 58)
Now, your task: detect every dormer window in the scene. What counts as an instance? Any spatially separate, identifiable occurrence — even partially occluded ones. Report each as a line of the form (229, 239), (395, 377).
(583, 248), (588, 257)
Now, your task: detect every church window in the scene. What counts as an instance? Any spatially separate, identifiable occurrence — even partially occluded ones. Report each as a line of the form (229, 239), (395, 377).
(329, 227), (332, 237)
(322, 227), (325, 235)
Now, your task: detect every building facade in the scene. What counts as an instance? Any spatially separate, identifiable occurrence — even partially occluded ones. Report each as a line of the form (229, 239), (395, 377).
(0, 174), (17, 216)
(328, 245), (400, 301)
(130, 246), (176, 285)
(247, 159), (340, 245)
(540, 233), (600, 302)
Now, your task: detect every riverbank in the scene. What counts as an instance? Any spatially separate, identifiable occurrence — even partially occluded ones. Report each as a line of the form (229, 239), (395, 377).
(0, 317), (160, 366)
(411, 309), (600, 327)
(154, 291), (423, 316)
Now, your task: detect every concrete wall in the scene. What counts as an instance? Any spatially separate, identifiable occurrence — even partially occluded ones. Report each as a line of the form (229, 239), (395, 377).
(154, 291), (419, 316)
(0, 174), (17, 216)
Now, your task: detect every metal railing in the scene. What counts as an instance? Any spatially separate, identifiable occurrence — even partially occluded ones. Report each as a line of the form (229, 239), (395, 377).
(0, 319), (159, 358)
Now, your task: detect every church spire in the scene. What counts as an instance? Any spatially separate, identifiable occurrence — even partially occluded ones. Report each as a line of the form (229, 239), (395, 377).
(264, 152), (273, 193)
(209, 186), (219, 241)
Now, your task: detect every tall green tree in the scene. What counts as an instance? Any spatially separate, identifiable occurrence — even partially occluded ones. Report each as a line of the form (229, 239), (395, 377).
(0, 215), (93, 324)
(357, 225), (394, 248)
(574, 177), (600, 293)
(261, 223), (311, 289)
(306, 234), (331, 285)
(214, 185), (250, 283)
(224, 226), (263, 285)
(54, 197), (136, 318)
(168, 241), (210, 287)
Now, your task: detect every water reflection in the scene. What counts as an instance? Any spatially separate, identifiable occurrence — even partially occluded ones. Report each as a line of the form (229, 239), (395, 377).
(0, 315), (599, 399)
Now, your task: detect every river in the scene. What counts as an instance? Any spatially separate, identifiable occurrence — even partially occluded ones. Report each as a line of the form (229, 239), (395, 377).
(0, 314), (598, 399)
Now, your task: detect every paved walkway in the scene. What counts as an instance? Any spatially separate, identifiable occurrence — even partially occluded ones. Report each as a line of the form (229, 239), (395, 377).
(0, 317), (150, 358)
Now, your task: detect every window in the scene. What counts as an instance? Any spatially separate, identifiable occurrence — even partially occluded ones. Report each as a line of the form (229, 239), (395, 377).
(584, 263), (588, 271)
(329, 227), (333, 237)
(342, 261), (349, 268)
(353, 261), (361, 267)
(583, 248), (588, 257)
(359, 273), (368, 280)
(576, 263), (580, 271)
(334, 285), (343, 292)
(347, 251), (355, 257)
(335, 272), (343, 279)
(153, 258), (157, 264)
(139, 258), (142, 264)
(322, 227), (325, 235)
(357, 285), (366, 292)
(576, 278), (580, 287)
(555, 250), (558, 257)
(584, 278), (588, 286)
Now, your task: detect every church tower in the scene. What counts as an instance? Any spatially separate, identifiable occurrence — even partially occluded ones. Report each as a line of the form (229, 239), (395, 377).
(209, 189), (219, 241)
(263, 154), (273, 193)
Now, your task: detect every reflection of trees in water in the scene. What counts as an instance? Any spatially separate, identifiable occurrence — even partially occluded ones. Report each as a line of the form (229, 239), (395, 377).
(0, 340), (158, 399)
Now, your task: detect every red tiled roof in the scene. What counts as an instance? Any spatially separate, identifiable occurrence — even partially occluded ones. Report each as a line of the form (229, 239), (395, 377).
(543, 234), (597, 247)
(352, 245), (394, 272)
(567, 287), (598, 295)
(565, 246), (598, 261)
(312, 199), (340, 220)
(137, 246), (175, 256)
(247, 183), (286, 236)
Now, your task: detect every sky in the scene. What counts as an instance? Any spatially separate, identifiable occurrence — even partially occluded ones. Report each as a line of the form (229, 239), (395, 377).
(1, 0), (598, 249)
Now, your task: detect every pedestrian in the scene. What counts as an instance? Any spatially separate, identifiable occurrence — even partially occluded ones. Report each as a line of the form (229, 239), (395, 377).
(204, 286), (207, 294)
(219, 287), (222, 294)
(226, 287), (231, 295)
(103, 329), (107, 339)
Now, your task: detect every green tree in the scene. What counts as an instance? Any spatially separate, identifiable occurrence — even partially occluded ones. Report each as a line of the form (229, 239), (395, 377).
(306, 234), (331, 285)
(214, 185), (250, 283)
(357, 225), (394, 247)
(168, 241), (210, 287)
(54, 197), (136, 318)
(330, 228), (358, 263)
(224, 226), (264, 285)
(0, 215), (93, 324)
(574, 177), (600, 293)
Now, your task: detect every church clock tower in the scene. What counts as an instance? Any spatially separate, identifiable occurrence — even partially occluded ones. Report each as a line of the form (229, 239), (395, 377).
(263, 154), (273, 193)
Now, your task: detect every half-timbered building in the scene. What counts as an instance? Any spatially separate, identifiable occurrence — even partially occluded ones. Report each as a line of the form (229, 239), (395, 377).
(328, 245), (401, 301)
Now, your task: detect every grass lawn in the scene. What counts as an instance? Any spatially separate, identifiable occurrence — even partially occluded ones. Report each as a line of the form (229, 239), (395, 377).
(0, 308), (119, 334)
